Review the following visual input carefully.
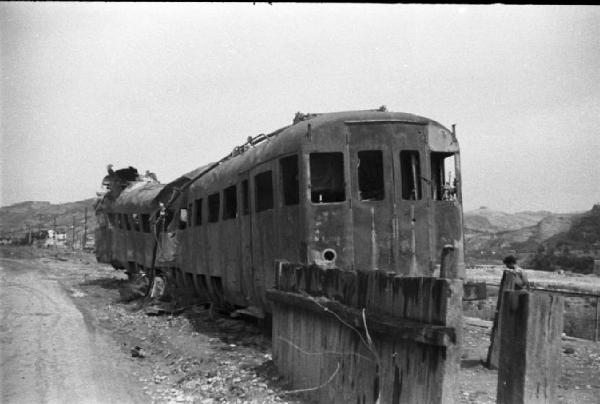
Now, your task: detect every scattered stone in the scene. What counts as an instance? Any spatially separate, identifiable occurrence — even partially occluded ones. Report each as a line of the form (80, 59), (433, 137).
(131, 346), (145, 358)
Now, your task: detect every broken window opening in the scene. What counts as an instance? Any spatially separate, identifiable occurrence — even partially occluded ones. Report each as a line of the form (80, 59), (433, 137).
(141, 214), (151, 233)
(178, 208), (188, 230)
(208, 193), (220, 223)
(97, 213), (108, 227)
(357, 150), (384, 201)
(310, 152), (346, 203)
(241, 180), (250, 215)
(280, 155), (300, 206)
(132, 213), (141, 232)
(400, 151), (422, 200)
(195, 199), (203, 226)
(223, 185), (237, 220)
(107, 213), (116, 228)
(255, 171), (274, 212)
(156, 209), (173, 233)
(431, 152), (458, 201)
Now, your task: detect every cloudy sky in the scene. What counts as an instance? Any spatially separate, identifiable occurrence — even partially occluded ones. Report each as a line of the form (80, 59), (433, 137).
(1, 3), (599, 213)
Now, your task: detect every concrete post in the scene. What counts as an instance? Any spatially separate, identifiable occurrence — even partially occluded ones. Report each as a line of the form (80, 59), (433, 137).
(486, 270), (518, 369)
(497, 291), (563, 404)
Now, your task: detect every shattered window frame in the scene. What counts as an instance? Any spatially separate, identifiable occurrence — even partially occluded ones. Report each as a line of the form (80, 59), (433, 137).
(357, 150), (385, 201)
(309, 152), (346, 203)
(107, 213), (116, 228)
(131, 213), (141, 232)
(255, 170), (274, 212)
(400, 150), (422, 200)
(431, 152), (458, 202)
(141, 214), (151, 233)
(178, 208), (188, 230)
(208, 192), (220, 223)
(195, 198), (203, 226)
(280, 154), (300, 206)
(223, 185), (238, 220)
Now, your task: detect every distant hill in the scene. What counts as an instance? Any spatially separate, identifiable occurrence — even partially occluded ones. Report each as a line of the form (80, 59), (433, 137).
(0, 199), (98, 244)
(465, 205), (600, 273)
(2, 199), (598, 272)
(464, 207), (554, 232)
(464, 208), (576, 255)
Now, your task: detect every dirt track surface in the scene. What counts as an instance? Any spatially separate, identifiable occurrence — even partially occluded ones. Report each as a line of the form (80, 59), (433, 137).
(0, 257), (147, 404)
(1, 247), (599, 404)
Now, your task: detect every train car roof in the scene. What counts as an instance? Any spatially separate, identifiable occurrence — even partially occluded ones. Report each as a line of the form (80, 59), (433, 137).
(176, 109), (448, 194)
(296, 109), (435, 127)
(112, 181), (166, 214)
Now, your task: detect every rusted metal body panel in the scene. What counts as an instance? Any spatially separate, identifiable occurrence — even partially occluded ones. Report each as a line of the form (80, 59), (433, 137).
(112, 183), (164, 214)
(95, 182), (167, 271)
(96, 109), (465, 313)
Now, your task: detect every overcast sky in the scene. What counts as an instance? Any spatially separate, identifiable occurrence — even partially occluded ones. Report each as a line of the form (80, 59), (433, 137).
(1, 3), (599, 213)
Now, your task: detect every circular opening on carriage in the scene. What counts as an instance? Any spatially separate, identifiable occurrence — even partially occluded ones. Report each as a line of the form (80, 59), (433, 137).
(323, 249), (336, 262)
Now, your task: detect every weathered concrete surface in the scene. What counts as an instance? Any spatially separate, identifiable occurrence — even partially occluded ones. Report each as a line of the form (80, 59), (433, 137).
(0, 258), (147, 404)
(497, 291), (564, 404)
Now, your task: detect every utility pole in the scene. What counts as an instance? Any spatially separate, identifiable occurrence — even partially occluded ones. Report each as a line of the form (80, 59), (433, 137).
(71, 216), (76, 250)
(83, 207), (88, 250)
(53, 216), (57, 249)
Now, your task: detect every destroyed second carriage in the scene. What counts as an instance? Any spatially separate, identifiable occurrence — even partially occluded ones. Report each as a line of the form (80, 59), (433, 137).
(94, 109), (465, 315)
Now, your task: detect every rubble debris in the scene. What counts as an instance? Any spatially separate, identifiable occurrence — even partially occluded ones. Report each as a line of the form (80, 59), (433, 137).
(118, 274), (149, 302)
(131, 346), (145, 358)
(145, 301), (186, 316)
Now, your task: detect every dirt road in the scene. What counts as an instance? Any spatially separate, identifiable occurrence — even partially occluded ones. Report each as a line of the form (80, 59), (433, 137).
(1, 248), (599, 404)
(0, 257), (147, 404)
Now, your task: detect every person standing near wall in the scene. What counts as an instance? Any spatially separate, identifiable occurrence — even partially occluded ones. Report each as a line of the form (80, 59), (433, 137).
(502, 255), (530, 290)
(487, 254), (531, 368)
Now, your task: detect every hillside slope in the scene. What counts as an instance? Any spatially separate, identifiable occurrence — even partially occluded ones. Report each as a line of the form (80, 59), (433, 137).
(0, 199), (97, 242)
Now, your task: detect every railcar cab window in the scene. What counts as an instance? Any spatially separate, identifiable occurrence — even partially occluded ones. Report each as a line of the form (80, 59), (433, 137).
(310, 152), (345, 203)
(178, 208), (188, 230)
(223, 185), (237, 220)
(280, 155), (299, 206)
(358, 151), (384, 201)
(400, 151), (422, 200)
(208, 193), (220, 223)
(194, 199), (203, 226)
(241, 180), (250, 215)
(123, 214), (132, 231)
(255, 171), (274, 212)
(431, 152), (458, 201)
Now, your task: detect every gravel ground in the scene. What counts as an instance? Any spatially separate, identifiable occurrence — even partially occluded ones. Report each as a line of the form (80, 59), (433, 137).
(2, 247), (599, 404)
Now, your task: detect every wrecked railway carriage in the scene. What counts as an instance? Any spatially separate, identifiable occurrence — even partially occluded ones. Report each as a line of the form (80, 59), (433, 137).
(95, 109), (465, 316)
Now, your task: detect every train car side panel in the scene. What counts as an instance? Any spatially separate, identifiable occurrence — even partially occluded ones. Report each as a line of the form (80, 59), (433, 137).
(347, 123), (396, 271)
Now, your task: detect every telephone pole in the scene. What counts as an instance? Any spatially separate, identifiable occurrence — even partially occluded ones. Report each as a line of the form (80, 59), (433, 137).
(53, 216), (57, 249)
(71, 216), (75, 250)
(82, 207), (88, 250)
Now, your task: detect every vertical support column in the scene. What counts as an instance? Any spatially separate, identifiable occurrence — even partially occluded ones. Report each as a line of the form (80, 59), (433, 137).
(595, 296), (599, 342)
(497, 291), (563, 404)
(486, 270), (518, 369)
